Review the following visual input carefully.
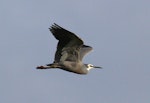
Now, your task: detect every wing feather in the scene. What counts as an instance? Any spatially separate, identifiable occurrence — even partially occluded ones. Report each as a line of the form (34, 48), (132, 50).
(79, 45), (93, 60)
(49, 23), (83, 63)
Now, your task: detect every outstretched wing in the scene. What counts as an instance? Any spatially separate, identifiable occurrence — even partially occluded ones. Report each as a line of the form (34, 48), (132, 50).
(49, 23), (83, 63)
(79, 45), (93, 60)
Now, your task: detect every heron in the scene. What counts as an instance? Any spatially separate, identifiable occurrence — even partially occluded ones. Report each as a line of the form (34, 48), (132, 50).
(37, 23), (102, 74)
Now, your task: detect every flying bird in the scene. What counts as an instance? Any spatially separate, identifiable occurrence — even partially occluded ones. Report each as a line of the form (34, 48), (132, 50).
(37, 23), (102, 74)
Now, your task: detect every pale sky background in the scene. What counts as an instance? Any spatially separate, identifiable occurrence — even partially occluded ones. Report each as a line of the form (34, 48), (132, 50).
(0, 0), (150, 103)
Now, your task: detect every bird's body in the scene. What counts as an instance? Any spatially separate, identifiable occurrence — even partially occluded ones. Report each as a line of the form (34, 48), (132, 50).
(37, 23), (102, 74)
(46, 61), (87, 74)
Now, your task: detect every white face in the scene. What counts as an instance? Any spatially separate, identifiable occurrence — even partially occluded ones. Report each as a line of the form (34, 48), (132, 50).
(87, 64), (94, 71)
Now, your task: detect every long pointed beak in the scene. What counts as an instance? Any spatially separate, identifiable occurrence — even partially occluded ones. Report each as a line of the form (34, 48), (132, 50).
(93, 66), (102, 69)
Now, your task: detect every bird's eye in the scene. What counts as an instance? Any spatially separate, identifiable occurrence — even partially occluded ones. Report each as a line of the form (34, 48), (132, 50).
(88, 64), (93, 67)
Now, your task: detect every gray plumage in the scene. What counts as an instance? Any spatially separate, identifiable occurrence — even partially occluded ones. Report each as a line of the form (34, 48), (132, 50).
(37, 23), (102, 74)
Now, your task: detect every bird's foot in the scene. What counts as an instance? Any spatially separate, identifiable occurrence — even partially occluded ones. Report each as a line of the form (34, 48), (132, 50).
(36, 66), (46, 69)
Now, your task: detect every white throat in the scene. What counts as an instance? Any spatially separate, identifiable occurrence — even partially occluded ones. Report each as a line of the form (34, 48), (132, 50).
(87, 67), (94, 71)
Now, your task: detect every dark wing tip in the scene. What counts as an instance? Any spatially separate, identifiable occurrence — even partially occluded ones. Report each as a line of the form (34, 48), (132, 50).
(49, 23), (61, 30)
(48, 23), (64, 40)
(49, 23), (84, 45)
(49, 23), (58, 33)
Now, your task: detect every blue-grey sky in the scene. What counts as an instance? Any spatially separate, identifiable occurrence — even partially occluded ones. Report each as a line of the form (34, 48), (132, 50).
(0, 0), (150, 103)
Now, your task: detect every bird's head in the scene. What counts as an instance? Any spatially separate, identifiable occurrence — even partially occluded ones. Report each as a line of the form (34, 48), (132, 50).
(86, 64), (102, 71)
